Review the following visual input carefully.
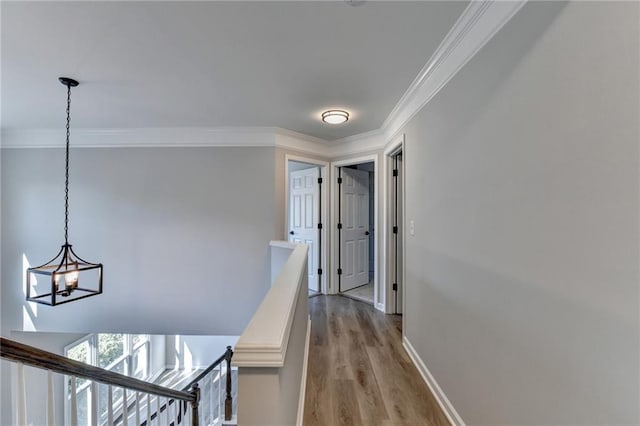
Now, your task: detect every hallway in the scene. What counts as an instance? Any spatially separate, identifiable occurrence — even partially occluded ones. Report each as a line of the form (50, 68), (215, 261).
(303, 296), (448, 426)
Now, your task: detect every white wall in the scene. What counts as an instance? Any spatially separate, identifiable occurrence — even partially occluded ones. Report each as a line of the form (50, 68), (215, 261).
(401, 2), (639, 424)
(165, 335), (238, 369)
(1, 146), (278, 336)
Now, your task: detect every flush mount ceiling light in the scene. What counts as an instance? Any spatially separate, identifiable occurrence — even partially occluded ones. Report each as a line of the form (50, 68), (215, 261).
(26, 77), (103, 306)
(321, 110), (349, 125)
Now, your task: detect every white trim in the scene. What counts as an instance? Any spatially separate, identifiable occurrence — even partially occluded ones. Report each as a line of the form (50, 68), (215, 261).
(269, 240), (298, 250)
(296, 316), (311, 426)
(284, 155), (330, 295)
(232, 244), (308, 367)
(275, 129), (331, 157)
(382, 134), (405, 315)
(403, 336), (465, 426)
(330, 154), (382, 311)
(1, 127), (275, 148)
(329, 129), (386, 157)
(382, 0), (527, 141)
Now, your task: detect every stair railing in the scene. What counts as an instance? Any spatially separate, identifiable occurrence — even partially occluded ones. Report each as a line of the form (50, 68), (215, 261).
(0, 336), (234, 426)
(138, 345), (234, 426)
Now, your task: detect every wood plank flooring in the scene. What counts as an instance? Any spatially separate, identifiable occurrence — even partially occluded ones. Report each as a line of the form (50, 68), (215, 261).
(303, 295), (449, 426)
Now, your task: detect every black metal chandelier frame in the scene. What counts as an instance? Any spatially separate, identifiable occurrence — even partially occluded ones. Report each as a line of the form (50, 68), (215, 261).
(26, 77), (103, 306)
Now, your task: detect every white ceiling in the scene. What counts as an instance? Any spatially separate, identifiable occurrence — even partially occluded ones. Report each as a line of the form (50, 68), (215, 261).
(1, 1), (468, 141)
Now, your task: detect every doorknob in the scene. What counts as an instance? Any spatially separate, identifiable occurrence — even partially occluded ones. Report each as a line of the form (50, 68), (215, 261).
(365, 231), (370, 235)
(289, 231), (295, 235)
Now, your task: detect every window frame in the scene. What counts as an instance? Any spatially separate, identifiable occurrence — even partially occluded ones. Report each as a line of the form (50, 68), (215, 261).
(64, 333), (152, 425)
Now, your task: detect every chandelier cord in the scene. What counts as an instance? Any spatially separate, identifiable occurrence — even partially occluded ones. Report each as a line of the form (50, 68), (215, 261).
(64, 83), (71, 246)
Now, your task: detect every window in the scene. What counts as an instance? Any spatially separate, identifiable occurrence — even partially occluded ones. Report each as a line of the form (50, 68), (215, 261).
(65, 334), (151, 425)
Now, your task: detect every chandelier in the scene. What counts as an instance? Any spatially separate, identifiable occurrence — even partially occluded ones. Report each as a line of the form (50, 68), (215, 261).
(26, 77), (103, 306)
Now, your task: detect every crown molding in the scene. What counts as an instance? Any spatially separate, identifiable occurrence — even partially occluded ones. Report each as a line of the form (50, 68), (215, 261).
(330, 128), (386, 158)
(274, 128), (331, 157)
(0, 127), (280, 148)
(381, 0), (527, 142)
(1, 1), (525, 158)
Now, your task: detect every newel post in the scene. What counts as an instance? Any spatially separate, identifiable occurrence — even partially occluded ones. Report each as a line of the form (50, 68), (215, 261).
(190, 383), (200, 426)
(225, 345), (234, 421)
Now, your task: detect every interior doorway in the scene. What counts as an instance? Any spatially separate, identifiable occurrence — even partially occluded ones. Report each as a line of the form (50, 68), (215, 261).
(335, 160), (376, 306)
(285, 156), (328, 297)
(385, 137), (404, 315)
(390, 151), (403, 314)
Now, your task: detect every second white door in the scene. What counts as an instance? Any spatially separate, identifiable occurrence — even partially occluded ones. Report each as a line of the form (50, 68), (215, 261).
(289, 167), (319, 292)
(340, 167), (370, 292)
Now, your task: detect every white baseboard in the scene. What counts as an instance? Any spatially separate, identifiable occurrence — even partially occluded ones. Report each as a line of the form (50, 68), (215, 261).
(296, 316), (312, 426)
(402, 336), (465, 426)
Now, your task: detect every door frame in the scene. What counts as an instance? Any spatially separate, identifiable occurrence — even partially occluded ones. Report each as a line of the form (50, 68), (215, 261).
(330, 154), (382, 311)
(383, 134), (406, 315)
(284, 154), (329, 295)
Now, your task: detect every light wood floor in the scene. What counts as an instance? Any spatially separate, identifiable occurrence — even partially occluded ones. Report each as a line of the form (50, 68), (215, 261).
(303, 295), (449, 426)
(341, 282), (375, 305)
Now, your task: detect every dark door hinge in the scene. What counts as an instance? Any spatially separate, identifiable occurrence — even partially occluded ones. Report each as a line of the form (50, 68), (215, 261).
(393, 283), (398, 291)
(318, 223), (323, 229)
(337, 223), (342, 230)
(318, 268), (323, 275)
(393, 226), (398, 234)
(318, 177), (323, 184)
(393, 169), (398, 177)
(337, 268), (343, 275)
(337, 177), (343, 184)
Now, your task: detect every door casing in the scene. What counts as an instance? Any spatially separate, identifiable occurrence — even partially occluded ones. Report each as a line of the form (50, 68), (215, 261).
(383, 135), (406, 316)
(330, 154), (381, 311)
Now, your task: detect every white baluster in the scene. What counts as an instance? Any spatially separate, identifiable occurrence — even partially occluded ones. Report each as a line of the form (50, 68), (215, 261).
(122, 388), (128, 426)
(214, 367), (220, 421)
(174, 400), (179, 425)
(136, 392), (141, 426)
(46, 370), (55, 426)
(146, 394), (151, 426)
(216, 368), (221, 421)
(15, 363), (26, 426)
(70, 376), (78, 426)
(90, 381), (98, 426)
(156, 396), (161, 426)
(107, 385), (114, 426)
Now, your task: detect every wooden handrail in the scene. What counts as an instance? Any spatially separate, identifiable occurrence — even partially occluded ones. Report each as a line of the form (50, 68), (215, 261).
(0, 337), (195, 403)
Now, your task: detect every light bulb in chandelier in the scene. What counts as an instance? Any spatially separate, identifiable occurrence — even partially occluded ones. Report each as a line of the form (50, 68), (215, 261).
(63, 262), (80, 295)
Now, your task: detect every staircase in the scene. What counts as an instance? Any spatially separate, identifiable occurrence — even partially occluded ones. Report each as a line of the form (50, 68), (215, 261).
(1, 337), (235, 426)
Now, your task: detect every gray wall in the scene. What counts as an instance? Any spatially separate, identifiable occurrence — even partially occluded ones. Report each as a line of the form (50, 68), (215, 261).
(402, 2), (639, 424)
(1, 146), (278, 336)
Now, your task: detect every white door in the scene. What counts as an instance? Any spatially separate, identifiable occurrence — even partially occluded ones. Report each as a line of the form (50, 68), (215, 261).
(289, 167), (319, 292)
(340, 168), (370, 292)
